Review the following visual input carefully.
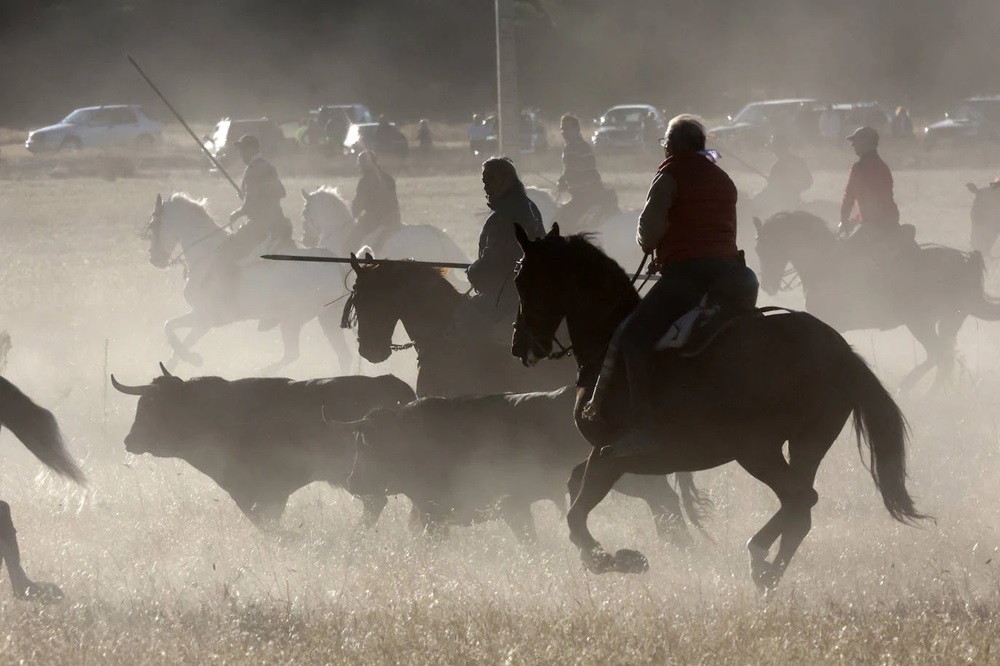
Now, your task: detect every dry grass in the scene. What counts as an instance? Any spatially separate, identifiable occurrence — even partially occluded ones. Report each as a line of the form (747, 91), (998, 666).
(2, 152), (1000, 663)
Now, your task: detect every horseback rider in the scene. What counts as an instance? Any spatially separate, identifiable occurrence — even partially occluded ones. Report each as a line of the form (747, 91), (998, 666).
(585, 115), (751, 456)
(556, 114), (618, 231)
(457, 157), (546, 339)
(215, 134), (292, 287)
(754, 134), (813, 216)
(347, 150), (401, 253)
(840, 126), (901, 247)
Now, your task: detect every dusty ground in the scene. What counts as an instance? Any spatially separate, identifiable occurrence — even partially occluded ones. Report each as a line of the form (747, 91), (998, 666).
(1, 146), (1000, 664)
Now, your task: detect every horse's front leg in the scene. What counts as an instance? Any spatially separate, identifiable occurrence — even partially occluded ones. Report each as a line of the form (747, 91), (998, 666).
(0, 501), (62, 602)
(567, 454), (646, 574)
(317, 308), (355, 374)
(164, 311), (207, 367)
(259, 321), (302, 375)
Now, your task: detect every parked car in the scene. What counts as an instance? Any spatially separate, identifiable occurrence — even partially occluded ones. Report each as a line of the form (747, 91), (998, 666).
(25, 105), (163, 153)
(203, 117), (287, 167)
(591, 104), (666, 152)
(709, 98), (823, 148)
(343, 121), (410, 157)
(471, 110), (548, 155)
(923, 96), (1000, 149)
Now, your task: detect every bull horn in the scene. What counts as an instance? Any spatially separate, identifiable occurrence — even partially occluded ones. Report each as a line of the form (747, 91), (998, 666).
(111, 375), (150, 396)
(159, 361), (172, 377)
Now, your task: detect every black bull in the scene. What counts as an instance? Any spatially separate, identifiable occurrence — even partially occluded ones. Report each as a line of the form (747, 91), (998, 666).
(113, 366), (416, 526)
(339, 386), (709, 544)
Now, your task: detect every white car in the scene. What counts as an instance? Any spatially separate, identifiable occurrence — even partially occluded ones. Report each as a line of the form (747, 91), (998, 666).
(25, 105), (164, 153)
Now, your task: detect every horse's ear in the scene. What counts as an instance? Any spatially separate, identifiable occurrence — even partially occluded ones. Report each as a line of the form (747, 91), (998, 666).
(547, 222), (561, 238)
(301, 188), (311, 201)
(349, 252), (363, 272)
(966, 182), (980, 195)
(514, 223), (531, 250)
(364, 252), (373, 262)
(753, 217), (763, 234)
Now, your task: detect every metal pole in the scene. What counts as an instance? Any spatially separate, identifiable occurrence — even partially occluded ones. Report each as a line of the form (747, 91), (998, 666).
(262, 254), (473, 270)
(496, 0), (519, 156)
(126, 54), (243, 196)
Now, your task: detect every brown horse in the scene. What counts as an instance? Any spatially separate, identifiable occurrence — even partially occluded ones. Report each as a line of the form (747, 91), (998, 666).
(343, 255), (574, 398)
(0, 377), (85, 600)
(510, 223), (925, 592)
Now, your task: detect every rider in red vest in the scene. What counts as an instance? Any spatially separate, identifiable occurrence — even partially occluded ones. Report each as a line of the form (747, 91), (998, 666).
(585, 115), (748, 456)
(840, 126), (899, 243)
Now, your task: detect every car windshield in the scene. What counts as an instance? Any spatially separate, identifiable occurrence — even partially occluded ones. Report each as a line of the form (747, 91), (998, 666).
(603, 109), (649, 126)
(61, 109), (92, 124)
(733, 105), (769, 125)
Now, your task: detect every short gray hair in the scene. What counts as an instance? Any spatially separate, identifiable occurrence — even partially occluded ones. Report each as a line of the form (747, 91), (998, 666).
(665, 114), (707, 152)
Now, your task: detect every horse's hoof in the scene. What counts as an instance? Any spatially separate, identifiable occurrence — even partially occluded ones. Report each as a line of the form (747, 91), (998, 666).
(16, 581), (64, 603)
(612, 548), (649, 574)
(750, 561), (781, 594)
(581, 547), (616, 574)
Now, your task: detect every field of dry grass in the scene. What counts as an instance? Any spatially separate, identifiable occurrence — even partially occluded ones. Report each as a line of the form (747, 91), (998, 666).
(2, 145), (1000, 663)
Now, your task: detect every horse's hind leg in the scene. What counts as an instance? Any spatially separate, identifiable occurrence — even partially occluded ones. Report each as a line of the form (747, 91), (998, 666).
(317, 309), (354, 374)
(612, 473), (691, 548)
(260, 322), (303, 375)
(0, 501), (62, 601)
(930, 313), (966, 391)
(499, 498), (538, 545)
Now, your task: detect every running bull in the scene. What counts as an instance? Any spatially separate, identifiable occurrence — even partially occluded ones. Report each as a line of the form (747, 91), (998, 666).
(113, 364), (415, 527)
(338, 386), (708, 544)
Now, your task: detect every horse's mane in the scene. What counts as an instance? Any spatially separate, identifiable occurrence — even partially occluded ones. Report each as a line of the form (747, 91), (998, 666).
(553, 232), (633, 288)
(164, 193), (213, 220)
(366, 259), (450, 284)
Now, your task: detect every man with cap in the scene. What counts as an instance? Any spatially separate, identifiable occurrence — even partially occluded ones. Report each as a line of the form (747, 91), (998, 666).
(754, 134), (813, 216)
(215, 135), (292, 287)
(556, 113), (618, 231)
(840, 126), (899, 246)
(585, 114), (752, 456)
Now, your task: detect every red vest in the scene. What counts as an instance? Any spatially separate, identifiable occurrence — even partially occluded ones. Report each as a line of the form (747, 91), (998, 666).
(656, 153), (739, 263)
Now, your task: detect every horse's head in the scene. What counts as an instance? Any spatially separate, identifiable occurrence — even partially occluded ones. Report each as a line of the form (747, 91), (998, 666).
(753, 212), (834, 296)
(145, 194), (172, 269)
(343, 254), (405, 364)
(302, 186), (354, 251)
(512, 224), (571, 366)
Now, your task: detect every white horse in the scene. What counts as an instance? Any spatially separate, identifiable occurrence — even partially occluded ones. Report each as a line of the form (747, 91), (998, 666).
(300, 186), (470, 287)
(146, 193), (354, 373)
(525, 186), (647, 272)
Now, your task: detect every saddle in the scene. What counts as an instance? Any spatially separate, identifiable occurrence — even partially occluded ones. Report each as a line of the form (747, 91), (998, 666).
(656, 263), (760, 357)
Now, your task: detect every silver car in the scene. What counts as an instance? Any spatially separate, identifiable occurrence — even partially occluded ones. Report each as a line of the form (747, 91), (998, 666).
(25, 105), (163, 153)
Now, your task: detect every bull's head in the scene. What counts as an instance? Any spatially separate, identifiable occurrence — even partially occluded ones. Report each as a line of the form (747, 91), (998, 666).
(112, 362), (186, 455)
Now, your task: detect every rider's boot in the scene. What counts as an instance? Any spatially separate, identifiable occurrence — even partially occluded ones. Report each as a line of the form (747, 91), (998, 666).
(602, 360), (660, 458)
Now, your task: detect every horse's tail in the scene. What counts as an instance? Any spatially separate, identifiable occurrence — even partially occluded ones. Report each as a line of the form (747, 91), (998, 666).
(963, 250), (1000, 321)
(846, 354), (925, 524)
(676, 472), (713, 529)
(0, 377), (85, 484)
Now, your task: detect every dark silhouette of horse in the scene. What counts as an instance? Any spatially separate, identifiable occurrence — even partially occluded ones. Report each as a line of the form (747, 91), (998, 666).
(510, 223), (925, 592)
(754, 212), (1000, 391)
(0, 377), (85, 601)
(342, 255), (574, 398)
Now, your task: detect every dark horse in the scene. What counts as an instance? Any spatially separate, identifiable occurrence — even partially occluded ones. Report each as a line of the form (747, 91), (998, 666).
(510, 223), (925, 592)
(343, 254), (574, 398)
(754, 212), (1000, 391)
(342, 254), (707, 545)
(0, 377), (85, 600)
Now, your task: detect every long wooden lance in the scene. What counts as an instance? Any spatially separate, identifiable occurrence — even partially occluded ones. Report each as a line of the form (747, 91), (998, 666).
(127, 54), (243, 197)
